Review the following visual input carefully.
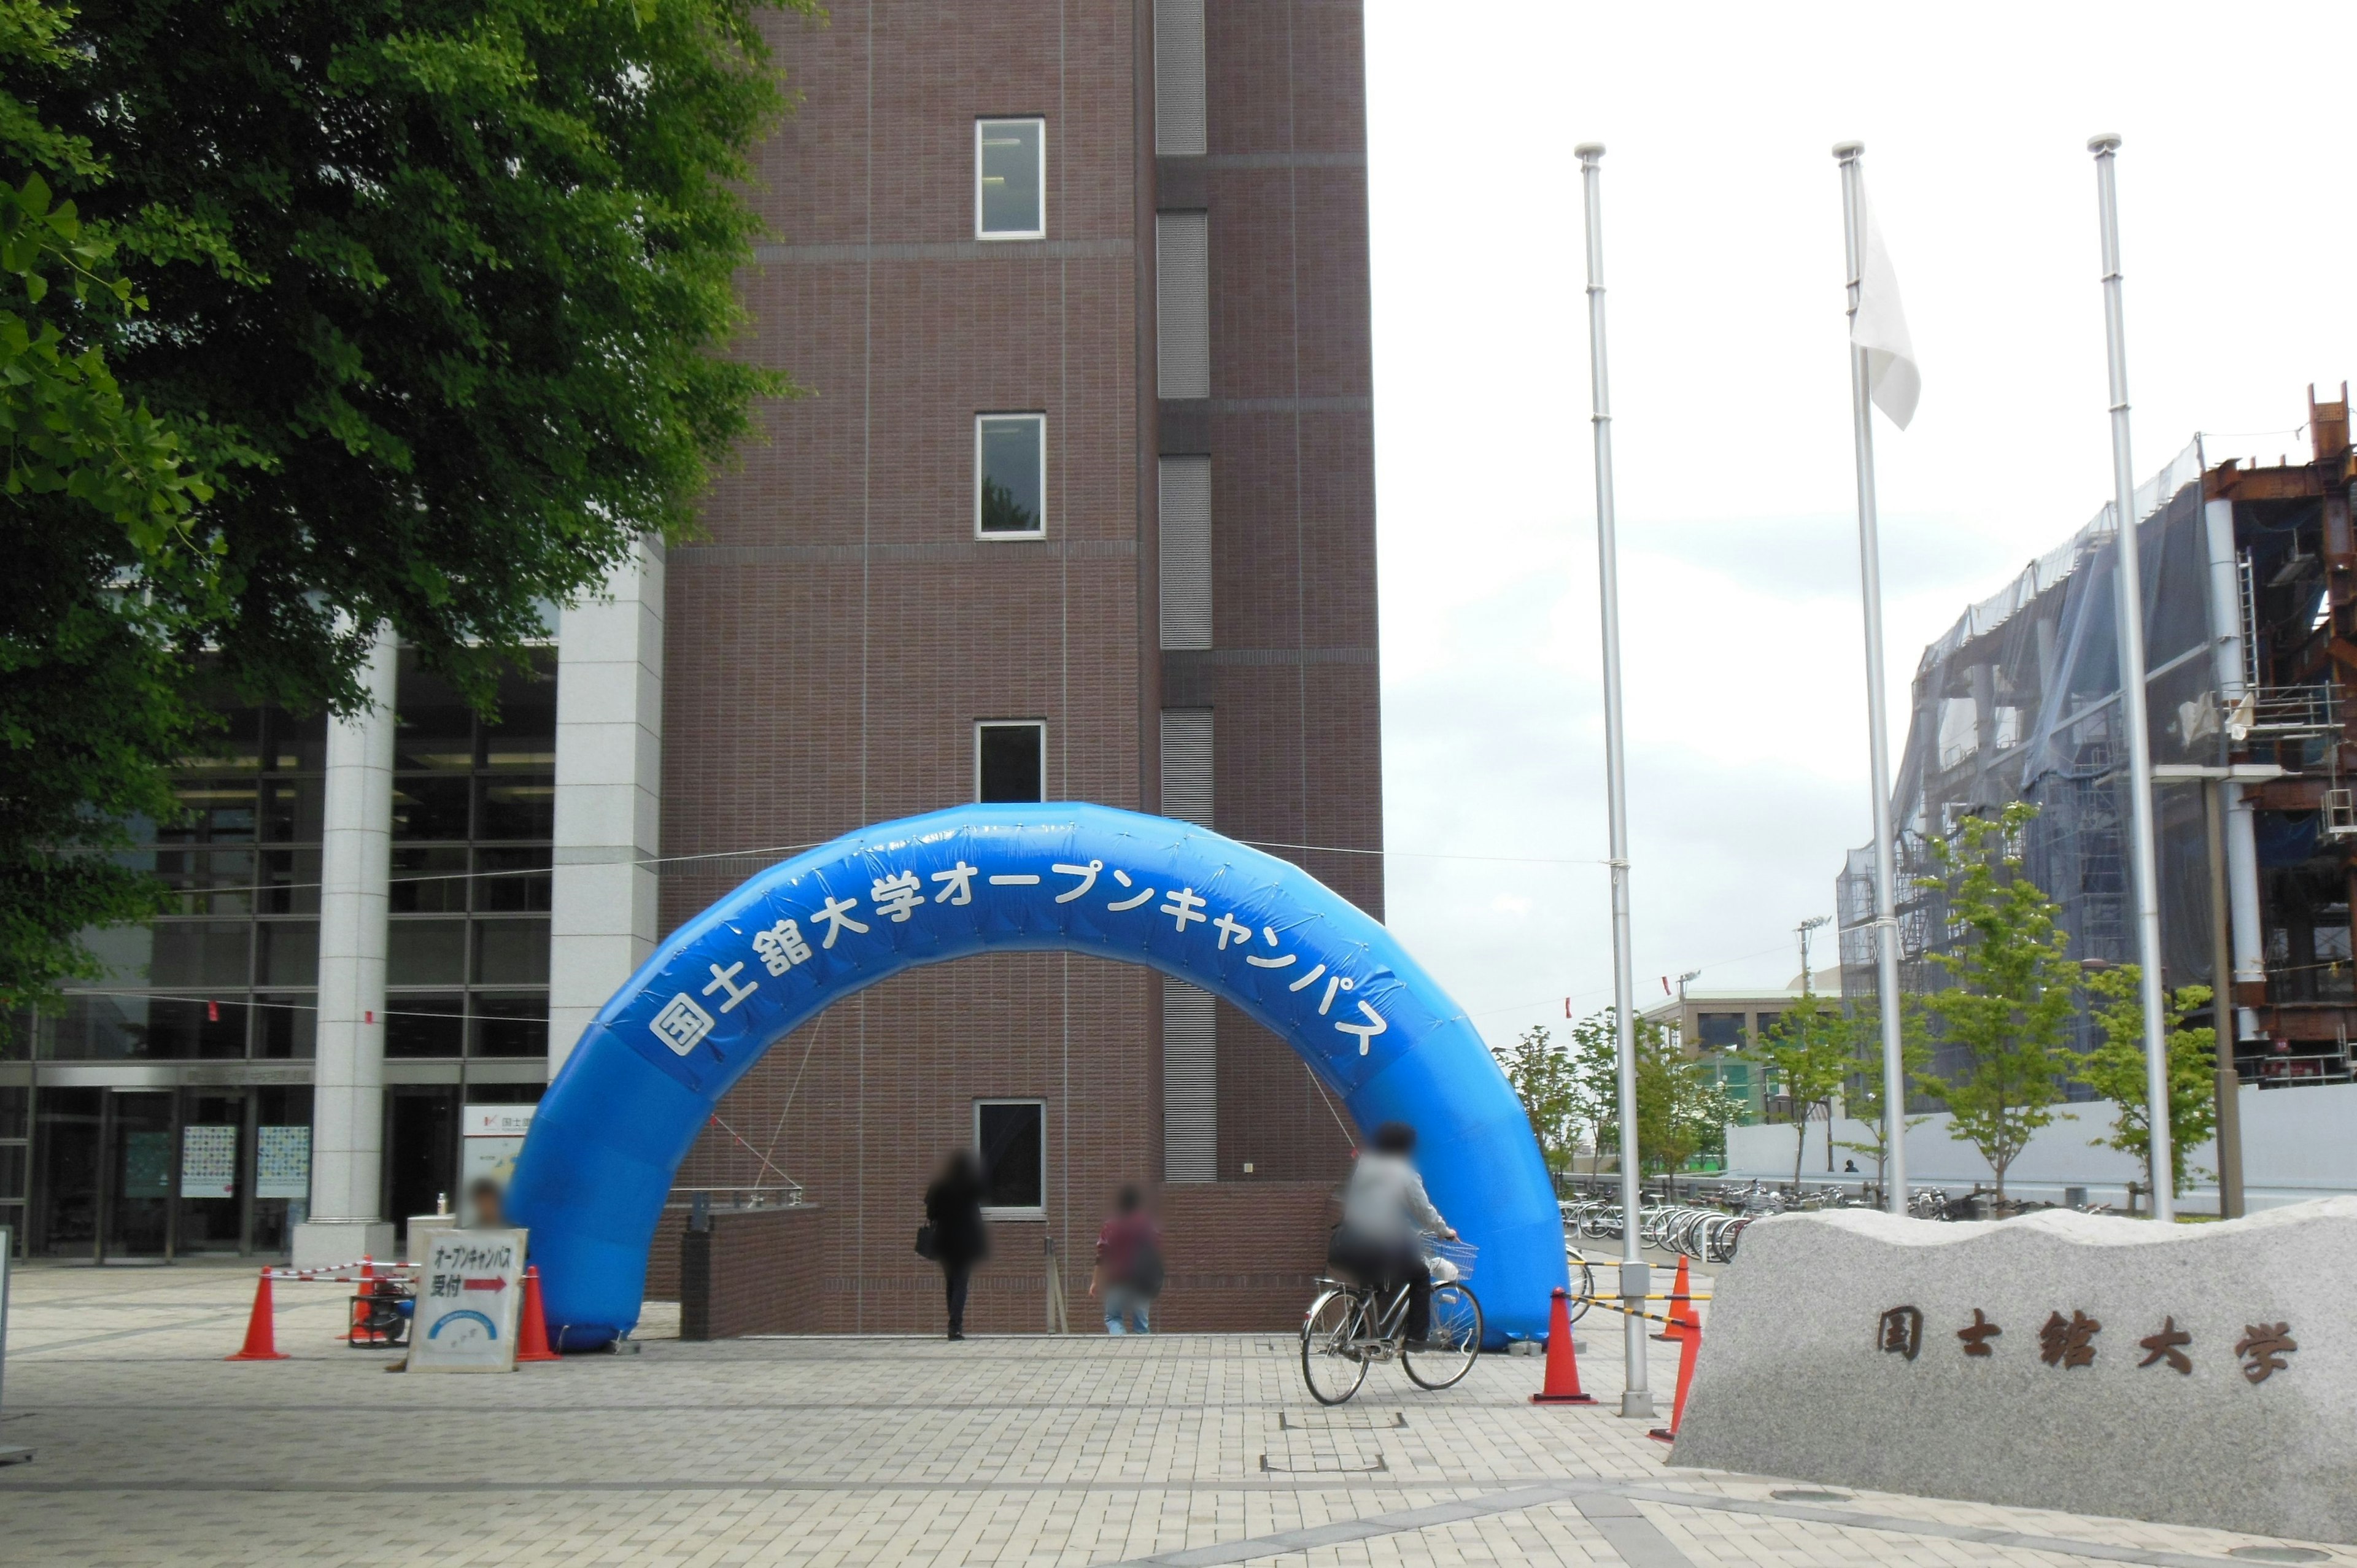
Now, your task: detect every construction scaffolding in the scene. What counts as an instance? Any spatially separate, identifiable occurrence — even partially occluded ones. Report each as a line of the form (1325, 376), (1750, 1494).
(1841, 393), (2357, 1092)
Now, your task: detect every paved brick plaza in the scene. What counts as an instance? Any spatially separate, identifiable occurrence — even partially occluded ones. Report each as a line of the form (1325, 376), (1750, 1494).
(0, 1261), (2337, 1566)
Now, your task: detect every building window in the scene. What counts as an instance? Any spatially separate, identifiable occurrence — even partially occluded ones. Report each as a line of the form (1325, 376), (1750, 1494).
(1153, 0), (1207, 156)
(976, 721), (1045, 803)
(976, 414), (1045, 537)
(1155, 212), (1210, 399)
(1162, 978), (1215, 1183)
(44, 680), (326, 1062)
(386, 647), (556, 1060)
(1753, 1011), (1784, 1042)
(1158, 457), (1212, 650)
(1695, 1012), (1745, 1050)
(1159, 708), (1212, 826)
(975, 1099), (1045, 1213)
(975, 118), (1045, 239)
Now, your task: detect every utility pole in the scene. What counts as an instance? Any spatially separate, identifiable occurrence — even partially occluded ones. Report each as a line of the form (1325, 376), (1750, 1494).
(2089, 134), (2174, 1222)
(1574, 143), (1652, 1421)
(1797, 915), (1831, 995)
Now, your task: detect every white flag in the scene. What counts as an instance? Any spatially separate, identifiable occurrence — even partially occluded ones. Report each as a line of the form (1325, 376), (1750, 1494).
(1852, 190), (1921, 430)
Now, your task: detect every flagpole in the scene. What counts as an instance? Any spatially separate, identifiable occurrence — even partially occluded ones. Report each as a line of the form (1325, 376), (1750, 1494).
(1833, 142), (1911, 1218)
(1575, 142), (1651, 1419)
(2089, 134), (2174, 1222)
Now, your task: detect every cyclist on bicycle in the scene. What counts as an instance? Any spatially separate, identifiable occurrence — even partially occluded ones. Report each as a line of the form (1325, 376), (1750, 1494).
(1329, 1121), (1455, 1346)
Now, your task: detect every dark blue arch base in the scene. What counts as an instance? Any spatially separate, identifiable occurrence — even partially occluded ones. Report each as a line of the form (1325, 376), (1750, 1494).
(506, 803), (1567, 1348)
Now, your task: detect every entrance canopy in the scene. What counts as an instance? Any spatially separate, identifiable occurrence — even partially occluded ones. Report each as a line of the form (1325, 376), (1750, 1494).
(507, 803), (1566, 1346)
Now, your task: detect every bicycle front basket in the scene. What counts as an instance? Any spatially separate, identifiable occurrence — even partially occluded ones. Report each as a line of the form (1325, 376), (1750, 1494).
(1425, 1236), (1478, 1283)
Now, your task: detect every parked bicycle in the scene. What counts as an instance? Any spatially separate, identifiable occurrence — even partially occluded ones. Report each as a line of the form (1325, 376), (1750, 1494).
(1299, 1238), (1484, 1405)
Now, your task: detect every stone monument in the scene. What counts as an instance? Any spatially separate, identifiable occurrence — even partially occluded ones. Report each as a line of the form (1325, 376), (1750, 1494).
(1670, 1197), (2354, 1544)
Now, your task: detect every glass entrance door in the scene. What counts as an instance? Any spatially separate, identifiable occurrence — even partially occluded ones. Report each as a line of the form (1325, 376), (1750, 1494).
(104, 1091), (175, 1260)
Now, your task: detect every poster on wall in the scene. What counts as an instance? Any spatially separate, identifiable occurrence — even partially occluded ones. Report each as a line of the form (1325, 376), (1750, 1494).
(123, 1131), (171, 1199)
(255, 1124), (310, 1200)
(179, 1125), (238, 1200)
(408, 1227), (526, 1373)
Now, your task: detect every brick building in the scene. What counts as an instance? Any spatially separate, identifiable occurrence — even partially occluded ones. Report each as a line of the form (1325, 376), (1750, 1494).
(4, 1), (1385, 1334)
(652, 0), (1384, 1332)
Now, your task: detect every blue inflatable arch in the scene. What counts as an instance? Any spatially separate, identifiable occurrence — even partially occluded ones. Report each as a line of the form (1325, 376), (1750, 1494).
(506, 803), (1568, 1347)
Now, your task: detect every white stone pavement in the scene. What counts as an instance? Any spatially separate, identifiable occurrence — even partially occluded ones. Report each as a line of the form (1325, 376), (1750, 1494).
(0, 1259), (2343, 1567)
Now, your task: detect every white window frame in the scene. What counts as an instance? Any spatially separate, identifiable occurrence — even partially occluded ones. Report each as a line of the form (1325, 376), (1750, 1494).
(973, 719), (1047, 803)
(973, 1098), (1047, 1218)
(975, 117), (1047, 241)
(974, 412), (1048, 539)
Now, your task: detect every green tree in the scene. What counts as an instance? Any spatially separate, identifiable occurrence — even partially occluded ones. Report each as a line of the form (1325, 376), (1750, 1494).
(1743, 989), (1854, 1190)
(1917, 804), (2078, 1199)
(1493, 1023), (1579, 1184)
(0, 0), (228, 1005)
(3, 0), (811, 1009)
(1565, 1008), (1622, 1180)
(1571, 1007), (1736, 1177)
(2073, 967), (2217, 1200)
(1832, 1000), (1933, 1199)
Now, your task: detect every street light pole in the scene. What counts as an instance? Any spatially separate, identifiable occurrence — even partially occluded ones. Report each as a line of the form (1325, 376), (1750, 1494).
(1574, 142), (1652, 1421)
(2089, 134), (2174, 1222)
(1833, 142), (1911, 1218)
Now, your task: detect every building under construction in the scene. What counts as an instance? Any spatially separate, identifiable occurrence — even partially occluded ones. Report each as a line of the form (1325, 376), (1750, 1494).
(1840, 388), (2357, 1091)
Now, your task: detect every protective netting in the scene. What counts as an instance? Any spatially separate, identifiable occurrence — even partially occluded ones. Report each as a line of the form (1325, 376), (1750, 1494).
(1838, 440), (2217, 1086)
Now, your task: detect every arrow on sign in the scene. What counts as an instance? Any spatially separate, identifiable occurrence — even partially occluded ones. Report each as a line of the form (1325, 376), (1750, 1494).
(461, 1278), (508, 1293)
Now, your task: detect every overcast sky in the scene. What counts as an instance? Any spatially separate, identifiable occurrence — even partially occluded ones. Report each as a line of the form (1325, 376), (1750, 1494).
(1363, 2), (2357, 1051)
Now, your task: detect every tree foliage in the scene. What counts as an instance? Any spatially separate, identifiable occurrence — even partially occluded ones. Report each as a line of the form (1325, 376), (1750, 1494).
(1743, 989), (1854, 1188)
(1566, 1007), (1740, 1177)
(2073, 967), (2217, 1199)
(1917, 804), (2078, 1199)
(1830, 1000), (1933, 1197)
(1, 0), (807, 1008)
(1493, 1024), (1579, 1183)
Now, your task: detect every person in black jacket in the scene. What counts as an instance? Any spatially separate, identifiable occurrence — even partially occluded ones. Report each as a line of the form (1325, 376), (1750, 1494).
(923, 1150), (989, 1340)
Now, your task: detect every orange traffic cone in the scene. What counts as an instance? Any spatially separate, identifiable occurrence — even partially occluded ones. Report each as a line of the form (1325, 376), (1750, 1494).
(1652, 1255), (1697, 1342)
(227, 1270), (289, 1361)
(1647, 1317), (1702, 1443)
(344, 1255), (376, 1342)
(515, 1267), (560, 1363)
(1530, 1287), (1598, 1404)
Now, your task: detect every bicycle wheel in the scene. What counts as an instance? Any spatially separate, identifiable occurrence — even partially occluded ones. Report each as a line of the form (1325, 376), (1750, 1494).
(1403, 1283), (1484, 1391)
(1301, 1288), (1370, 1406)
(1565, 1251), (1595, 1323)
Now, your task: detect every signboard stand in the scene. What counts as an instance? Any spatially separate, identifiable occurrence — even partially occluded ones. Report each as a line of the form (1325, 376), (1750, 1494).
(408, 1228), (527, 1373)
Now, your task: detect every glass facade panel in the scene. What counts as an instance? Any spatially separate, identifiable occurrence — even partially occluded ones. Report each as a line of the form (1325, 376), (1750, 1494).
(388, 920), (468, 986)
(386, 647), (555, 1057)
(48, 693), (328, 1062)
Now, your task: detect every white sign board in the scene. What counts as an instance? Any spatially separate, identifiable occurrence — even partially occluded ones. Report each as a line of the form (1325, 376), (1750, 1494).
(460, 1104), (535, 1216)
(255, 1124), (310, 1200)
(179, 1124), (237, 1200)
(409, 1228), (526, 1373)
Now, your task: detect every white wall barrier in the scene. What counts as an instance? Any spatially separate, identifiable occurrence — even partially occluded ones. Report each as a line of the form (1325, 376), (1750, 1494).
(1721, 1081), (2357, 1213)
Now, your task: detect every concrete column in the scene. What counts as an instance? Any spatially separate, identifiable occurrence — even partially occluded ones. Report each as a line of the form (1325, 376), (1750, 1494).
(549, 542), (665, 1073)
(292, 631), (398, 1267)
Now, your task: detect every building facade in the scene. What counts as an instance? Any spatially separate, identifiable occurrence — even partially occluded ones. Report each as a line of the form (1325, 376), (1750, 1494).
(4, 1), (1384, 1332)
(1839, 388), (2357, 1095)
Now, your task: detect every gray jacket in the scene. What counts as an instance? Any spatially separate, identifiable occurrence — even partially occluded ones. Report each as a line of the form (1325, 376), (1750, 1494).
(1338, 1151), (1446, 1245)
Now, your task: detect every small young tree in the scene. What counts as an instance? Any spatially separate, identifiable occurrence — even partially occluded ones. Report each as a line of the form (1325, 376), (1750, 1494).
(1918, 803), (2078, 1200)
(1832, 1001), (1934, 1200)
(2073, 968), (2218, 1200)
(1742, 991), (1854, 1190)
(1493, 1024), (1579, 1184)
(1566, 1008), (1624, 1180)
